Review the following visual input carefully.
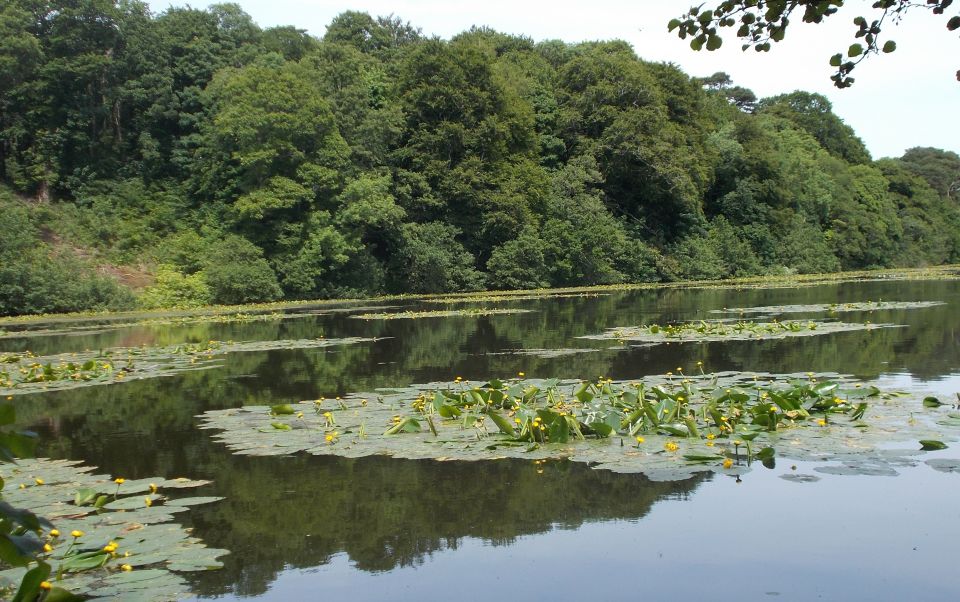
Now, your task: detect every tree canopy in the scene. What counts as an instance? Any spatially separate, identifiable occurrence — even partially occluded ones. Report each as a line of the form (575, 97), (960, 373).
(0, 1), (958, 316)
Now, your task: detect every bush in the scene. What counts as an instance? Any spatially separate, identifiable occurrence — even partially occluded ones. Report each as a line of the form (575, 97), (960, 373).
(0, 196), (135, 316)
(138, 266), (213, 309)
(485, 229), (550, 290)
(201, 235), (282, 304)
(390, 223), (484, 293)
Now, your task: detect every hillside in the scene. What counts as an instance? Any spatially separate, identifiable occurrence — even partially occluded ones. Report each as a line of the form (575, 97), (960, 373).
(1, 2), (959, 316)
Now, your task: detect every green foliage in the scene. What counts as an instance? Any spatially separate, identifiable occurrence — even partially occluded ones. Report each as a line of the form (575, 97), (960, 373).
(138, 266), (212, 310)
(390, 223), (484, 294)
(0, 5), (956, 316)
(0, 190), (134, 316)
(201, 235), (282, 305)
(670, 1), (960, 87)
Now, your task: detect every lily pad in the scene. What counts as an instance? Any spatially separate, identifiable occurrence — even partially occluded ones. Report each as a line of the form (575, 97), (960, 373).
(0, 336), (376, 396)
(485, 348), (600, 359)
(925, 459), (960, 474)
(710, 300), (945, 316)
(199, 372), (960, 482)
(580, 320), (895, 344)
(0, 458), (227, 601)
(779, 473), (821, 483)
(350, 308), (532, 320)
(424, 292), (610, 305)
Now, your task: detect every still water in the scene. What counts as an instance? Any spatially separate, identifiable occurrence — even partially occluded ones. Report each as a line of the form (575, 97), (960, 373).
(8, 279), (960, 600)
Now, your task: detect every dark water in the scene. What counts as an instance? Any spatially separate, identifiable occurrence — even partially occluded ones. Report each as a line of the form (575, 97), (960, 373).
(7, 280), (960, 600)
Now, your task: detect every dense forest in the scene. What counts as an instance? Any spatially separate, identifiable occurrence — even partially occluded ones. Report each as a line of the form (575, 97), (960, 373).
(1, 1), (959, 316)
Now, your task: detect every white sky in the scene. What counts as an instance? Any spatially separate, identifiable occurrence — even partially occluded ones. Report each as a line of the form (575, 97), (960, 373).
(147, 1), (959, 159)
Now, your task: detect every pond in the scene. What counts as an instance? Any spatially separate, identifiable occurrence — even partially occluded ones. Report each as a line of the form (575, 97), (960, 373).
(4, 277), (960, 600)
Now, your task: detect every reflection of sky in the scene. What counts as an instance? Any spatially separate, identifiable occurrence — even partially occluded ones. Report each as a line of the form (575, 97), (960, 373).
(877, 372), (960, 398)
(193, 457), (960, 601)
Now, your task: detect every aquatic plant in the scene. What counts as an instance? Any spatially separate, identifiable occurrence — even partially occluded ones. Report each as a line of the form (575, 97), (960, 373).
(710, 300), (946, 315)
(350, 308), (532, 320)
(423, 293), (610, 305)
(200, 372), (958, 481)
(0, 458), (226, 600)
(1, 337), (375, 395)
(581, 319), (892, 343)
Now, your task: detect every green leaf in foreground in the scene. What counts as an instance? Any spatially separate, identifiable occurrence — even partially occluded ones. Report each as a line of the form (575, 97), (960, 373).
(919, 440), (948, 450)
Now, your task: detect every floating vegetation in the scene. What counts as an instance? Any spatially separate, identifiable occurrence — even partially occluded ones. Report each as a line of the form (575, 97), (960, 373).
(423, 293), (609, 305)
(486, 348), (601, 359)
(200, 372), (959, 481)
(711, 300), (946, 316)
(1, 337), (375, 395)
(580, 320), (891, 344)
(0, 311), (307, 340)
(350, 308), (532, 320)
(0, 458), (226, 601)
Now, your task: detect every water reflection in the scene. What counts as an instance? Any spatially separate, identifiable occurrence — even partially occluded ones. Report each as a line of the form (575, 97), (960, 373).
(183, 455), (705, 597)
(10, 279), (960, 599)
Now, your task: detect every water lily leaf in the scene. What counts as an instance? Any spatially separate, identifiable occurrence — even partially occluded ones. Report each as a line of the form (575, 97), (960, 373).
(102, 494), (161, 510)
(0, 458), (227, 600)
(74, 488), (99, 506)
(43, 587), (83, 602)
(164, 496), (224, 507)
(779, 473), (820, 483)
(710, 301), (945, 315)
(199, 372), (959, 482)
(580, 321), (895, 344)
(923, 397), (943, 408)
(919, 440), (948, 450)
(925, 459), (960, 473)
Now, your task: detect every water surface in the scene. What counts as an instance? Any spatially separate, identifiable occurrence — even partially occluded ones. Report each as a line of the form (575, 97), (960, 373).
(9, 279), (960, 600)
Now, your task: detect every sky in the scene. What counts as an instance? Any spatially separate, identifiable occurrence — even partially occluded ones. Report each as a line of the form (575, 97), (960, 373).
(146, 0), (959, 159)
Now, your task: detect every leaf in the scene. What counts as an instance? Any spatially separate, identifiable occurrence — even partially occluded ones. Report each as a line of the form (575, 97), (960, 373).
(486, 411), (516, 436)
(923, 396), (943, 407)
(829, 53), (842, 67)
(919, 440), (948, 451)
(60, 550), (110, 572)
(11, 562), (50, 602)
(165, 496), (225, 507)
(0, 404), (14, 426)
(848, 43), (863, 57)
(948, 16), (960, 31)
(75, 487), (98, 506)
(270, 422), (291, 430)
(882, 40), (896, 53)
(44, 587), (84, 602)
(586, 422), (614, 438)
(667, 18), (682, 31)
(755, 447), (776, 461)
(270, 404), (295, 415)
(706, 35), (723, 50)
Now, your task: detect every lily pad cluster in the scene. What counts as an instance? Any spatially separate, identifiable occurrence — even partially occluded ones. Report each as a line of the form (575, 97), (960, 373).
(424, 293), (609, 305)
(199, 372), (960, 481)
(580, 319), (891, 344)
(1, 337), (374, 395)
(485, 348), (601, 359)
(350, 308), (531, 320)
(0, 458), (226, 601)
(711, 300), (946, 316)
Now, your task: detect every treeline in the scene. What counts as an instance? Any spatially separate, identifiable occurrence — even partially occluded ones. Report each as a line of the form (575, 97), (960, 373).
(1, 2), (959, 316)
